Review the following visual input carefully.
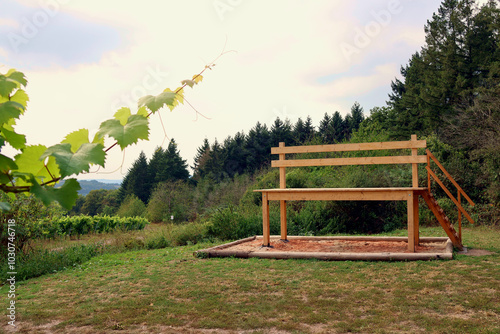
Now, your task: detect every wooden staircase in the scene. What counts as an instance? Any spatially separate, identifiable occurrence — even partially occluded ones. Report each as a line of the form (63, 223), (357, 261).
(423, 150), (476, 251)
(420, 190), (463, 250)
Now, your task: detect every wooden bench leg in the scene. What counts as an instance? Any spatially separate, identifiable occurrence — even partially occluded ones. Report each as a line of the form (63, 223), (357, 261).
(407, 193), (415, 252)
(262, 192), (270, 247)
(413, 193), (419, 247)
(280, 200), (287, 241)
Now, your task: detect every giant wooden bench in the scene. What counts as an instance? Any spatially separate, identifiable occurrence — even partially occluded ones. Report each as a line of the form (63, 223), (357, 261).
(254, 135), (475, 252)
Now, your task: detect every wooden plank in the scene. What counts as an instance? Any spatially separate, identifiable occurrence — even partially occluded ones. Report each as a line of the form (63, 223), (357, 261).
(407, 194), (415, 252)
(413, 191), (419, 246)
(262, 192), (270, 246)
(271, 139), (427, 154)
(255, 187), (427, 193)
(271, 155), (427, 168)
(279, 142), (288, 241)
(411, 135), (419, 188)
(280, 200), (287, 240)
(266, 189), (411, 201)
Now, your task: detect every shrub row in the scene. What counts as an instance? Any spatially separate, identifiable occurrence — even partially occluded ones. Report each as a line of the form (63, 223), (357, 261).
(34, 215), (149, 239)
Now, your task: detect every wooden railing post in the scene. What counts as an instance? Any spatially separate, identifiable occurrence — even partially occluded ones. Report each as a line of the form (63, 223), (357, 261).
(279, 142), (287, 241)
(411, 135), (419, 188)
(411, 135), (419, 246)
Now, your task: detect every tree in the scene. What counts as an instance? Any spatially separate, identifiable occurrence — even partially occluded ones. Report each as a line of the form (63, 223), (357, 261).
(387, 0), (500, 137)
(221, 132), (246, 178)
(349, 102), (365, 133)
(331, 111), (345, 142)
(118, 151), (150, 204)
(270, 117), (293, 147)
(146, 180), (193, 223)
(192, 138), (210, 180)
(293, 116), (315, 145)
(80, 189), (108, 216)
(203, 139), (225, 182)
(244, 122), (271, 173)
(154, 139), (190, 183)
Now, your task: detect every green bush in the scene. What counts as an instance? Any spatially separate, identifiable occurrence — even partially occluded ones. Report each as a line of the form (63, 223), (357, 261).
(116, 194), (146, 218)
(0, 193), (64, 256)
(146, 180), (194, 223)
(31, 215), (149, 239)
(206, 205), (240, 240)
(170, 222), (208, 246)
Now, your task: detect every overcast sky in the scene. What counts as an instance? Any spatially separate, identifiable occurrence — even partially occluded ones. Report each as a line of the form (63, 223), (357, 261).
(0, 0), (450, 181)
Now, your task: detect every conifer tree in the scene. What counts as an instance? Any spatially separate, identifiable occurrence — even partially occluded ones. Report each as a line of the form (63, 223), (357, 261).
(118, 151), (150, 203)
(331, 111), (345, 142)
(245, 122), (271, 172)
(270, 117), (293, 147)
(158, 139), (190, 182)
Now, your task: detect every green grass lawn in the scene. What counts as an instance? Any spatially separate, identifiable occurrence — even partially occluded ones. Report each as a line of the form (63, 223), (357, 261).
(2, 226), (499, 334)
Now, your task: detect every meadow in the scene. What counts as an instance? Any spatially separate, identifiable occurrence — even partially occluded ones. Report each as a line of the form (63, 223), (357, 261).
(1, 225), (498, 334)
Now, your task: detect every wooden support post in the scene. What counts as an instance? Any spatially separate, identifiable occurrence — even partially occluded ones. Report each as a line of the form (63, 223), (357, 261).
(407, 192), (415, 252)
(413, 192), (419, 246)
(411, 135), (419, 188)
(262, 192), (270, 247)
(411, 135), (419, 247)
(279, 142), (287, 241)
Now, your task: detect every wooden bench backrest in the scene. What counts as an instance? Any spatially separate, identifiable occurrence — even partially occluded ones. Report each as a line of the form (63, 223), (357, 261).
(271, 135), (427, 188)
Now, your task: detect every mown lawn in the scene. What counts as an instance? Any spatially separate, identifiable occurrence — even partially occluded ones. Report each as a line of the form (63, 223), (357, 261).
(2, 226), (499, 334)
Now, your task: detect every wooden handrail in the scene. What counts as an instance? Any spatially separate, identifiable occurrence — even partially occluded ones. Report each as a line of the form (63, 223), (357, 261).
(426, 150), (475, 206)
(425, 165), (475, 224)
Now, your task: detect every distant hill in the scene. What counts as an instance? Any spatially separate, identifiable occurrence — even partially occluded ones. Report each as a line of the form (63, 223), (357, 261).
(77, 180), (121, 196)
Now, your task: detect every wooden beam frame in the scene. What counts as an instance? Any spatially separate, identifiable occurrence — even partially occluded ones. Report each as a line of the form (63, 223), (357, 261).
(259, 188), (424, 252)
(258, 136), (428, 252)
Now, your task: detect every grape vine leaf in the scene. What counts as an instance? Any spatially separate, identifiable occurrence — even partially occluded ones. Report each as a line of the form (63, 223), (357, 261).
(10, 89), (29, 108)
(163, 88), (184, 111)
(137, 106), (148, 117)
(6, 69), (28, 87)
(0, 70), (27, 97)
(97, 114), (149, 149)
(0, 154), (18, 185)
(62, 128), (91, 153)
(193, 74), (203, 84)
(2, 127), (26, 150)
(181, 79), (195, 88)
(138, 91), (176, 113)
(114, 107), (131, 126)
(0, 77), (18, 97)
(42, 143), (106, 178)
(0, 101), (24, 126)
(14, 145), (60, 185)
(0, 154), (18, 173)
(30, 177), (81, 210)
